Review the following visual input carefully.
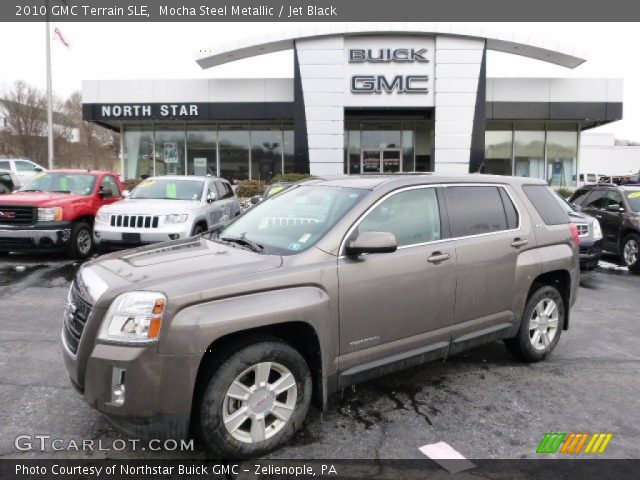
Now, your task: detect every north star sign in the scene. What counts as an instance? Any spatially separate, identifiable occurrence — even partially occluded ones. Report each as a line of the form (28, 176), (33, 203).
(349, 48), (430, 94)
(98, 104), (200, 119)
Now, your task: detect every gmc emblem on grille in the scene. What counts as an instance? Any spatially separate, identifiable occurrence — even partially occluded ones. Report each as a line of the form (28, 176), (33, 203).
(65, 302), (77, 316)
(0, 211), (16, 219)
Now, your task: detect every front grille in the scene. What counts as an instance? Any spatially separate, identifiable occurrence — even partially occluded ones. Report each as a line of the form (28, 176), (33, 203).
(0, 237), (34, 249)
(63, 283), (93, 355)
(0, 205), (35, 225)
(110, 214), (159, 229)
(577, 224), (589, 236)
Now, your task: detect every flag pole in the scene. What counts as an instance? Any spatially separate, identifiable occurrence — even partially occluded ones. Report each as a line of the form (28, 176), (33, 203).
(45, 15), (54, 169)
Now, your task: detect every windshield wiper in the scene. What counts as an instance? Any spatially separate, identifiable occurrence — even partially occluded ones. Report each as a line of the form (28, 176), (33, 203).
(220, 235), (264, 253)
(51, 190), (71, 194)
(20, 189), (42, 192)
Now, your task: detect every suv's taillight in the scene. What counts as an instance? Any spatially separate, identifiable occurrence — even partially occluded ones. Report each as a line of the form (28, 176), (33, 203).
(569, 223), (580, 246)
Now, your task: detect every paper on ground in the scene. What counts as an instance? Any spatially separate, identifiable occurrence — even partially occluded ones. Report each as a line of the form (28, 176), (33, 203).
(418, 441), (475, 474)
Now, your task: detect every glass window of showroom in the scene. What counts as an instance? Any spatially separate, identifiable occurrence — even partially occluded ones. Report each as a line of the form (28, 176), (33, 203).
(484, 122), (578, 186)
(123, 123), (294, 183)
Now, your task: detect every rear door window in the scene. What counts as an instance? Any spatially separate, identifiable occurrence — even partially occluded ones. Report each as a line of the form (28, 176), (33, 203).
(522, 185), (569, 225)
(0, 160), (10, 170)
(444, 186), (511, 237)
(571, 189), (592, 205)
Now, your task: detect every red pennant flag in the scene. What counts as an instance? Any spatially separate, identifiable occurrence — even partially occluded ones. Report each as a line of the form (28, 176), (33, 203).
(54, 27), (70, 49)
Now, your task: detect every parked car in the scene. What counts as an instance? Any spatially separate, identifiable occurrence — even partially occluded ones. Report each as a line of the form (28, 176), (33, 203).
(0, 158), (46, 188)
(554, 192), (603, 270)
(249, 181), (293, 206)
(0, 170), (123, 258)
(0, 169), (19, 194)
(570, 184), (640, 273)
(62, 174), (579, 456)
(94, 176), (241, 249)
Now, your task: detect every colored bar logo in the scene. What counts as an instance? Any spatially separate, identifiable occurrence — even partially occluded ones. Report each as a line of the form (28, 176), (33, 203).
(537, 432), (612, 454)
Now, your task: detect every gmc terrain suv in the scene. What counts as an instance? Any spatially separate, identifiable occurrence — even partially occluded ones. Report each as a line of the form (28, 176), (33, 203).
(570, 184), (640, 273)
(62, 174), (579, 456)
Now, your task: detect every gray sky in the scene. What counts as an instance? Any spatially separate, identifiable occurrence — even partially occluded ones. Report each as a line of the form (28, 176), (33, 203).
(0, 22), (638, 140)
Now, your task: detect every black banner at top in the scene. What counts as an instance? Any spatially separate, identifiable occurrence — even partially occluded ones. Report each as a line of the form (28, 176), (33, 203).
(4, 0), (640, 22)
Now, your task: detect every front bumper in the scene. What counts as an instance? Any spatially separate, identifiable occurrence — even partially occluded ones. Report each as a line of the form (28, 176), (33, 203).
(62, 321), (199, 439)
(579, 239), (602, 270)
(94, 223), (192, 248)
(0, 222), (72, 251)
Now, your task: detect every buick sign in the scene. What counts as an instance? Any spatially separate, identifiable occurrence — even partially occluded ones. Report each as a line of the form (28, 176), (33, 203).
(349, 48), (429, 63)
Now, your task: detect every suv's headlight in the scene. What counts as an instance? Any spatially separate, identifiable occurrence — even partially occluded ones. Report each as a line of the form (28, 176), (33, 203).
(96, 211), (109, 223)
(38, 207), (63, 222)
(592, 219), (603, 241)
(164, 213), (189, 224)
(98, 291), (166, 343)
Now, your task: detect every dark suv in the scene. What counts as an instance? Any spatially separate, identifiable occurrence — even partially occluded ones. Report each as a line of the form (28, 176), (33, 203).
(570, 184), (640, 273)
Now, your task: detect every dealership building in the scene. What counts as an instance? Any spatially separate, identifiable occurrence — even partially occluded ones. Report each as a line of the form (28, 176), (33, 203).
(82, 25), (623, 186)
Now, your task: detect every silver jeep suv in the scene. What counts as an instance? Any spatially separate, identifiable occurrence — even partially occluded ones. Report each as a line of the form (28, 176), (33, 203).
(62, 174), (579, 456)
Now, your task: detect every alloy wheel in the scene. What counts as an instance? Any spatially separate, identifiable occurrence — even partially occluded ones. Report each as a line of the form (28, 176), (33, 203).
(529, 297), (559, 351)
(222, 361), (297, 444)
(77, 229), (92, 255)
(623, 239), (638, 266)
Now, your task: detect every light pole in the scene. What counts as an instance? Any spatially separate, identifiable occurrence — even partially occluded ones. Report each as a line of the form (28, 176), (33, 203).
(45, 4), (54, 169)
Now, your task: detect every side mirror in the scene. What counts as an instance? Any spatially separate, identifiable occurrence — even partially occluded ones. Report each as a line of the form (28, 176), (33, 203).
(250, 195), (262, 205)
(34, 166), (43, 172)
(207, 192), (217, 203)
(606, 203), (624, 213)
(99, 188), (113, 198)
(345, 231), (397, 257)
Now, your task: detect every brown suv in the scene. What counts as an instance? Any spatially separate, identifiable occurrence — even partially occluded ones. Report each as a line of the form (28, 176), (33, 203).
(62, 174), (579, 456)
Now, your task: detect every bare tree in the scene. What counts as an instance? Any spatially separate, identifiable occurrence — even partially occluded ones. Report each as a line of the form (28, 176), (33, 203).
(1, 81), (48, 162)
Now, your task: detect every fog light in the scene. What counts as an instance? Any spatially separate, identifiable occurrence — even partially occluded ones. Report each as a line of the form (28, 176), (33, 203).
(94, 231), (101, 238)
(169, 234), (180, 240)
(111, 367), (126, 406)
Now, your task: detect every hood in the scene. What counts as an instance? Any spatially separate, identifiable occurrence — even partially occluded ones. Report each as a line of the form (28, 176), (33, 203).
(567, 210), (589, 225)
(0, 191), (85, 206)
(101, 198), (201, 215)
(85, 236), (283, 302)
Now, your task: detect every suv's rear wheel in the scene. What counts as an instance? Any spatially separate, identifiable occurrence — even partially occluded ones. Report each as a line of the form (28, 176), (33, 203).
(505, 285), (564, 362)
(65, 222), (94, 259)
(198, 339), (312, 457)
(621, 233), (640, 273)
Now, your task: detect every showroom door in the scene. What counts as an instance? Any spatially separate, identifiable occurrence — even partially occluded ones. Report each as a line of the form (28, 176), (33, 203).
(361, 150), (381, 173)
(382, 149), (402, 173)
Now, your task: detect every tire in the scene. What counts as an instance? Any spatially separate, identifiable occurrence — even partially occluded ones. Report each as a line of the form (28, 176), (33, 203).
(197, 339), (312, 457)
(621, 233), (640, 274)
(505, 285), (565, 362)
(65, 222), (94, 259)
(191, 223), (206, 236)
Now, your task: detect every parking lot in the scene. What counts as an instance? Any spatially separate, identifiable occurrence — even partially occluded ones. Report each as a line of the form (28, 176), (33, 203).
(0, 252), (639, 460)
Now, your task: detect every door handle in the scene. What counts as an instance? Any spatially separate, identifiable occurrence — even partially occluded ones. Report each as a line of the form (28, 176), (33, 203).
(510, 238), (529, 248)
(427, 252), (451, 263)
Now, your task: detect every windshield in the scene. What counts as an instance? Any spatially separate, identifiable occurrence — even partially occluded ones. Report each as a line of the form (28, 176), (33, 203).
(553, 193), (575, 214)
(20, 172), (96, 195)
(219, 185), (367, 255)
(624, 189), (640, 212)
(130, 178), (204, 200)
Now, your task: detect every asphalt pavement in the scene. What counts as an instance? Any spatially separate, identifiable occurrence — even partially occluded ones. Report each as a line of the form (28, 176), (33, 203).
(0, 252), (638, 459)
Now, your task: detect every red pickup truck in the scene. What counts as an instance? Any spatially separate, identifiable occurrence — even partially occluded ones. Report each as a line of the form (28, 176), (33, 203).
(0, 170), (123, 258)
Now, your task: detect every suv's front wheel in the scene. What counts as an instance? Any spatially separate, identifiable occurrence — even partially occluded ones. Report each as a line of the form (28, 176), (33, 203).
(198, 339), (312, 457)
(505, 285), (565, 362)
(621, 233), (640, 273)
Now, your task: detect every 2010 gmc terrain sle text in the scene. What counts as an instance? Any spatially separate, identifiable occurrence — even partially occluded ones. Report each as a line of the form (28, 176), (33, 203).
(61, 174), (579, 457)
